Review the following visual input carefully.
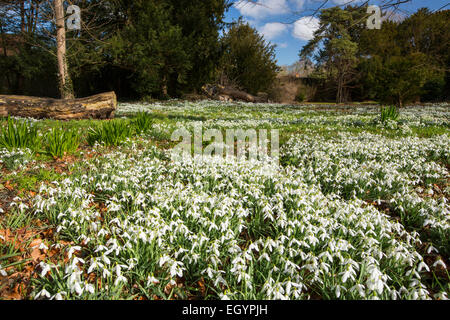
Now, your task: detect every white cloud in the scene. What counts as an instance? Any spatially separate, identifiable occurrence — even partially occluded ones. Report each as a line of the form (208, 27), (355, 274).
(278, 42), (289, 48)
(291, 0), (306, 10)
(235, 0), (290, 19)
(260, 22), (288, 40)
(234, 0), (308, 20)
(331, 0), (363, 5)
(332, 0), (351, 4)
(292, 16), (320, 41)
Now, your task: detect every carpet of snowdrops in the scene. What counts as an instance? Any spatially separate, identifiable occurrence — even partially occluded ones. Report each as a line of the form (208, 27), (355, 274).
(1, 101), (449, 300)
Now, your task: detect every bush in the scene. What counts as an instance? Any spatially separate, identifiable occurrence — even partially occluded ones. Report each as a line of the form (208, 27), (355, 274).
(133, 112), (154, 134)
(295, 92), (305, 103)
(45, 128), (80, 159)
(0, 117), (40, 151)
(421, 78), (446, 102)
(87, 120), (133, 147)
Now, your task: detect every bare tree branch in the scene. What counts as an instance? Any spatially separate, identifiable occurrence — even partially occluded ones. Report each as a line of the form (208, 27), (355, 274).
(233, 0), (415, 24)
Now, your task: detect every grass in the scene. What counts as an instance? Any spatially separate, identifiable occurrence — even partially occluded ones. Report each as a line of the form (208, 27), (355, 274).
(380, 105), (400, 123)
(0, 101), (449, 300)
(45, 127), (80, 159)
(0, 117), (40, 151)
(133, 111), (155, 134)
(2, 168), (65, 196)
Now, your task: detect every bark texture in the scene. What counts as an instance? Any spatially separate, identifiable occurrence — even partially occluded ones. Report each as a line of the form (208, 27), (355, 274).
(202, 84), (268, 103)
(0, 92), (117, 120)
(55, 0), (74, 99)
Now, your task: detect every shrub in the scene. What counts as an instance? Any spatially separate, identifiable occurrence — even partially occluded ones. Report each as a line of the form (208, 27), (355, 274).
(87, 120), (132, 146)
(0, 116), (40, 151)
(380, 106), (399, 123)
(45, 128), (80, 159)
(295, 92), (305, 103)
(133, 111), (154, 134)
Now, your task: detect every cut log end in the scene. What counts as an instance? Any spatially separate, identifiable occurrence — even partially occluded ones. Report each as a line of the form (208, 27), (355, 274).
(0, 92), (117, 120)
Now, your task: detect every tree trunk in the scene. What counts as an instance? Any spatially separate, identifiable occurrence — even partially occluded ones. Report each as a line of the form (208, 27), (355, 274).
(55, 0), (74, 99)
(20, 0), (26, 33)
(336, 72), (345, 104)
(0, 92), (117, 120)
(162, 74), (168, 97)
(397, 94), (403, 108)
(202, 84), (268, 103)
(0, 22), (12, 91)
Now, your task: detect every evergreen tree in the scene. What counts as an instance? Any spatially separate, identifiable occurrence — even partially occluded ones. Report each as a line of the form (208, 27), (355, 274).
(108, 0), (190, 98)
(168, 0), (231, 94)
(300, 6), (366, 103)
(359, 8), (449, 105)
(220, 20), (279, 95)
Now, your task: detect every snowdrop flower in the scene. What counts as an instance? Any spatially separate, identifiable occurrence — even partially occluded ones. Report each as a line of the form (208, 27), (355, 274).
(101, 254), (111, 265)
(38, 242), (49, 250)
(72, 257), (85, 266)
(220, 293), (231, 300)
(147, 275), (160, 286)
(35, 289), (51, 299)
(85, 283), (95, 294)
(434, 292), (448, 300)
(114, 274), (127, 286)
(114, 264), (128, 286)
(350, 284), (366, 298)
(366, 265), (386, 295)
(159, 255), (171, 267)
(50, 292), (66, 300)
(0, 265), (7, 277)
(432, 259), (446, 269)
(335, 285), (346, 298)
(67, 246), (81, 259)
(258, 253), (270, 263)
(102, 268), (111, 278)
(427, 245), (438, 254)
(38, 262), (52, 277)
(272, 284), (288, 300)
(341, 267), (356, 283)
(417, 262), (430, 273)
(169, 279), (177, 286)
(87, 258), (104, 274)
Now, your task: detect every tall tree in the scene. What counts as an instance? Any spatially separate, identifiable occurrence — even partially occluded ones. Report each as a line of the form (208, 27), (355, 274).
(168, 0), (231, 94)
(300, 6), (366, 103)
(108, 0), (191, 98)
(105, 0), (230, 98)
(220, 19), (279, 95)
(55, 0), (73, 99)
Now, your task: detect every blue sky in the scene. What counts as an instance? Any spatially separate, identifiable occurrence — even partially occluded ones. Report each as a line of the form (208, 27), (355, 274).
(224, 0), (450, 66)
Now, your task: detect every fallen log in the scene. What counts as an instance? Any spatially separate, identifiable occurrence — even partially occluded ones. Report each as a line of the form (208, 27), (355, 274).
(202, 84), (268, 103)
(0, 91), (117, 120)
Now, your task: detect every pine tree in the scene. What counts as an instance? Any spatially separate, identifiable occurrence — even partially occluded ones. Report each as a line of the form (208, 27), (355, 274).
(300, 6), (366, 103)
